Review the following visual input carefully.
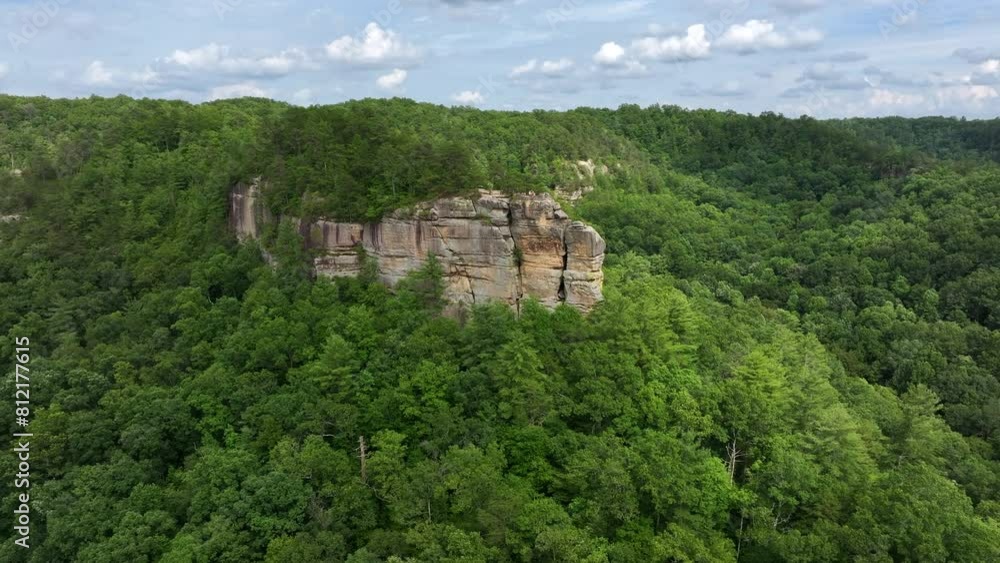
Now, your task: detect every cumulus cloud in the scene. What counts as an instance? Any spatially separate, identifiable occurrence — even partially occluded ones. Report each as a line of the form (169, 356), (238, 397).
(966, 60), (1000, 85)
(452, 90), (485, 105)
(510, 58), (574, 77)
(376, 68), (408, 90)
(979, 60), (1000, 74)
(631, 24), (711, 61)
(596, 19), (819, 71)
(165, 44), (311, 77)
(208, 82), (269, 100)
(717, 20), (823, 53)
(594, 42), (627, 66)
(83, 61), (114, 85)
(592, 41), (648, 78)
(326, 22), (419, 66)
(952, 48), (1000, 85)
(510, 60), (538, 77)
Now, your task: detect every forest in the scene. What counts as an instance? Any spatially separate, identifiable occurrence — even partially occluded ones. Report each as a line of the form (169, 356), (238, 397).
(0, 94), (999, 562)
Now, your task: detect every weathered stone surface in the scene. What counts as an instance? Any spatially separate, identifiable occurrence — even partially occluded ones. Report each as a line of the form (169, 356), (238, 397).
(564, 222), (606, 310)
(510, 193), (570, 309)
(229, 179), (272, 242)
(230, 184), (606, 313)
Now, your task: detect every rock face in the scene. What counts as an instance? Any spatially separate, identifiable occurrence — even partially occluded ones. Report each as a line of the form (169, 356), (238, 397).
(230, 180), (272, 242)
(553, 159), (609, 205)
(229, 181), (606, 313)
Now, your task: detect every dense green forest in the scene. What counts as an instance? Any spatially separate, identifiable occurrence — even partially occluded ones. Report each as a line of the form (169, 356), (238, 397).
(1, 94), (999, 562)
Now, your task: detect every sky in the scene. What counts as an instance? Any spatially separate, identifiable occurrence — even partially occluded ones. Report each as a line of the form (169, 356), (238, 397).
(0, 0), (999, 118)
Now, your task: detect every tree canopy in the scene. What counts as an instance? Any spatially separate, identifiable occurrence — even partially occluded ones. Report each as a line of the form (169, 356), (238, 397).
(1, 95), (999, 562)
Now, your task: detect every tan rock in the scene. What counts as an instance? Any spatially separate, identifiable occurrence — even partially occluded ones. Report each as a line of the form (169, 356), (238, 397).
(229, 178), (272, 241)
(230, 185), (606, 313)
(563, 222), (606, 311)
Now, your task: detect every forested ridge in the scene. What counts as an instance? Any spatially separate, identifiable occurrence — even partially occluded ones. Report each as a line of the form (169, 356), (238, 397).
(1, 94), (999, 562)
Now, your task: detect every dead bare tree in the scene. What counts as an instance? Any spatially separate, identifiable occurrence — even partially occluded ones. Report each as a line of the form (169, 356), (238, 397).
(726, 438), (744, 484)
(358, 435), (369, 483)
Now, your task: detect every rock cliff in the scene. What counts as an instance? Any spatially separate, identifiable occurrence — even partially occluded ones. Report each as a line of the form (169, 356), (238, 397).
(229, 181), (606, 313)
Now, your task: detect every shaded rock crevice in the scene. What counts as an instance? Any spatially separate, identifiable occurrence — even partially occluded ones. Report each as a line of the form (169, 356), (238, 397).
(230, 181), (606, 313)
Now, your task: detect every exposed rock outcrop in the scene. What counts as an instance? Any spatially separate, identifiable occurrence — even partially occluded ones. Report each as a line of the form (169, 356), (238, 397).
(230, 181), (606, 313)
(230, 180), (272, 242)
(554, 159), (608, 204)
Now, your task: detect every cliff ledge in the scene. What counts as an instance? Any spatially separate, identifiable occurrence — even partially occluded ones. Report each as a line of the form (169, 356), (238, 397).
(230, 181), (605, 313)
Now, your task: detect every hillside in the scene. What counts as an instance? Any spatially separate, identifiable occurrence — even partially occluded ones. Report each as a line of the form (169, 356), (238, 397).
(1, 95), (999, 562)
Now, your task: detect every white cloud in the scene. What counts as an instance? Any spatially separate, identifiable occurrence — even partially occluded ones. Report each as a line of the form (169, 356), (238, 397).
(165, 44), (310, 77)
(978, 60), (1000, 75)
(208, 82), (269, 100)
(167, 44), (226, 69)
(936, 84), (999, 106)
(594, 42), (627, 65)
(0, 63), (8, 80)
(540, 58), (574, 75)
(326, 22), (419, 65)
(630, 24), (711, 61)
(511, 59), (539, 76)
(452, 90), (485, 105)
(83, 61), (113, 85)
(593, 42), (647, 78)
(376, 68), (408, 90)
(717, 20), (823, 53)
(511, 58), (574, 77)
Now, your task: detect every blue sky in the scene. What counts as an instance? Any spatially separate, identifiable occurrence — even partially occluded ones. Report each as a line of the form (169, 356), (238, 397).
(1, 0), (998, 117)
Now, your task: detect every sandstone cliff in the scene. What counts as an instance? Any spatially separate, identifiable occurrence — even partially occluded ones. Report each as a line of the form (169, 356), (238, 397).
(230, 181), (606, 313)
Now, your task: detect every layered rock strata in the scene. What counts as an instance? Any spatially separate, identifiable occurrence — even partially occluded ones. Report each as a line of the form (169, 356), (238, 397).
(229, 181), (605, 313)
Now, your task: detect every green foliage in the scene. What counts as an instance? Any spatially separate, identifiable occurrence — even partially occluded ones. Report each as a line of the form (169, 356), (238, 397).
(1, 95), (998, 561)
